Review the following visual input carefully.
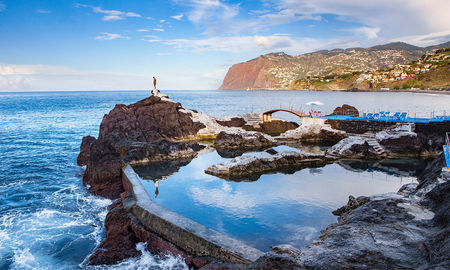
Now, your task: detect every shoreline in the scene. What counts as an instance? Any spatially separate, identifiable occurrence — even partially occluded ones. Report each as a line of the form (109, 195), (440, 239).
(220, 88), (450, 95)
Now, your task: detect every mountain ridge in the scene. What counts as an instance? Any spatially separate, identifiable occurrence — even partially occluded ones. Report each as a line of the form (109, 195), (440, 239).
(219, 41), (450, 90)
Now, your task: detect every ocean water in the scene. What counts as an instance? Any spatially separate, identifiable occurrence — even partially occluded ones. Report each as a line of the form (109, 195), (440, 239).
(0, 90), (449, 269)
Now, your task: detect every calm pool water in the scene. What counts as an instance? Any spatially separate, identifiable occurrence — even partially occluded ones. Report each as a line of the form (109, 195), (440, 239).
(134, 146), (428, 252)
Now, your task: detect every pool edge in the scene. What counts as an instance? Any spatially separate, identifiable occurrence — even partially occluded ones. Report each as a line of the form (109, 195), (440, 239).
(122, 164), (264, 264)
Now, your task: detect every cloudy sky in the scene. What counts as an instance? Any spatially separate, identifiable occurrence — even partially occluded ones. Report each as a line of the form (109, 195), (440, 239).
(0, 0), (449, 91)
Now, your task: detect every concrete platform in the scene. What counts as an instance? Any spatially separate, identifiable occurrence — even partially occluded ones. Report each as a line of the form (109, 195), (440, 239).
(122, 165), (264, 264)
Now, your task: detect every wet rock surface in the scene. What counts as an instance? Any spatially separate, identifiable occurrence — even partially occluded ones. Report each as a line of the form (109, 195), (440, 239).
(205, 151), (330, 180)
(213, 130), (277, 150)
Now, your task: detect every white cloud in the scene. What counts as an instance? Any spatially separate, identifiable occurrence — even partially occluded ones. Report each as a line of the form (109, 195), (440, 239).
(273, 0), (450, 41)
(36, 9), (51, 14)
(394, 30), (450, 47)
(136, 29), (150, 32)
(184, 0), (239, 23)
(171, 13), (184, 21)
(202, 68), (227, 80)
(94, 32), (129, 40)
(154, 34), (335, 54)
(351, 27), (381, 40)
(153, 28), (164, 32)
(75, 3), (142, 21)
(0, 63), (150, 91)
(159, 19), (166, 23)
(177, 0), (322, 35)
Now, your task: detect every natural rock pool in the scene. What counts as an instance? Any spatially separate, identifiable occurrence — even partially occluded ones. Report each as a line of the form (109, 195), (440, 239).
(133, 145), (429, 252)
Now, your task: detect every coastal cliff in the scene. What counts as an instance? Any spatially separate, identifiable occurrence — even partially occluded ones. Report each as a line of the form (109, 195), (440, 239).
(219, 41), (450, 90)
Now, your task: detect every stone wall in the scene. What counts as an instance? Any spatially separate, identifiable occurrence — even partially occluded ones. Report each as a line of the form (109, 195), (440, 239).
(122, 165), (264, 264)
(326, 119), (397, 134)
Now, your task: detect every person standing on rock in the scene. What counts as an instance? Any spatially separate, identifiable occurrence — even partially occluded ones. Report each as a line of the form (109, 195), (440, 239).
(152, 76), (160, 95)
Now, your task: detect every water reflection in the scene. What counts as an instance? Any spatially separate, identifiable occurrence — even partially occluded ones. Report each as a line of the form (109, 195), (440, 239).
(135, 148), (428, 251)
(337, 158), (430, 177)
(133, 159), (193, 199)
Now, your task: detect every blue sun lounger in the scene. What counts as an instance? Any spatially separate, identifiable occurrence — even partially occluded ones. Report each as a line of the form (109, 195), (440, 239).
(400, 112), (407, 121)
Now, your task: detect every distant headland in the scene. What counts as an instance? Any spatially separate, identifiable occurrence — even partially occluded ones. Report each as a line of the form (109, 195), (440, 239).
(219, 41), (450, 91)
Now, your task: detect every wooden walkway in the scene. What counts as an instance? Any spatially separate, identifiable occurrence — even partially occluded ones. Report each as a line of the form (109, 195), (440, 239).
(262, 109), (309, 122)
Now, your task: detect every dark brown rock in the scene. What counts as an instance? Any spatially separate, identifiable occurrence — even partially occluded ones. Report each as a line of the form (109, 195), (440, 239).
(376, 129), (422, 156)
(248, 120), (299, 136)
(216, 117), (246, 128)
(326, 136), (381, 159)
(77, 136), (96, 166)
(99, 96), (204, 142)
(318, 127), (347, 145)
(214, 130), (277, 150)
(328, 104), (359, 117)
(83, 138), (125, 199)
(327, 119), (397, 134)
(89, 198), (209, 268)
(82, 96), (205, 199)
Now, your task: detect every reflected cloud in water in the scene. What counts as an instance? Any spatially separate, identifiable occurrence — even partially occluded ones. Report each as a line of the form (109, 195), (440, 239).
(135, 148), (428, 251)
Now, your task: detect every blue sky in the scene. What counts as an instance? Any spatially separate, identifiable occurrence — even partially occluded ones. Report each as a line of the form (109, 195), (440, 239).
(0, 0), (449, 91)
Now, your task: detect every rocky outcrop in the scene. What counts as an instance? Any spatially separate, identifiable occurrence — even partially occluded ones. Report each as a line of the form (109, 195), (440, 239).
(327, 123), (442, 159)
(89, 196), (209, 268)
(213, 130), (277, 150)
(205, 151), (330, 180)
(247, 120), (299, 136)
(77, 135), (96, 166)
(81, 95), (205, 199)
(327, 119), (397, 134)
(375, 125), (422, 156)
(328, 104), (359, 117)
(98, 95), (204, 142)
(326, 136), (382, 158)
(277, 118), (346, 144)
(250, 155), (450, 269)
(216, 115), (299, 136)
(215, 117), (246, 128)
